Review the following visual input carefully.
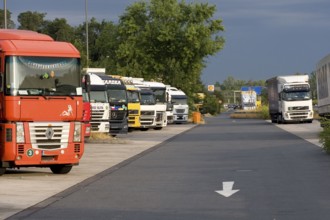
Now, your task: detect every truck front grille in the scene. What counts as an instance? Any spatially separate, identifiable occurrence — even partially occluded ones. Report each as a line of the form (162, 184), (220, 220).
(91, 109), (109, 121)
(141, 110), (155, 116)
(29, 122), (70, 150)
(175, 109), (185, 114)
(111, 110), (126, 120)
(289, 106), (309, 110)
(289, 112), (309, 119)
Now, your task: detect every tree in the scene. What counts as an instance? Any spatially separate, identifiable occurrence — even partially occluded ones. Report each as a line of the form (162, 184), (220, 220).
(115, 0), (225, 97)
(309, 71), (317, 100)
(0, 9), (15, 29)
(42, 18), (75, 42)
(17, 11), (46, 31)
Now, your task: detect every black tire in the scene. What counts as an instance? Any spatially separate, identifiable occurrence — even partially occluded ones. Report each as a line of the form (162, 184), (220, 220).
(50, 165), (73, 174)
(154, 127), (163, 130)
(0, 167), (6, 176)
(277, 115), (283, 124)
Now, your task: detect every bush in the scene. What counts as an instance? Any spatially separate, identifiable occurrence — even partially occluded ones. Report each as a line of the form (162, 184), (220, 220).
(319, 117), (330, 154)
(259, 105), (270, 120)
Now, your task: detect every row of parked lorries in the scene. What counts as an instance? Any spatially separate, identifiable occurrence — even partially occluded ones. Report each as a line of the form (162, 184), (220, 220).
(82, 68), (190, 139)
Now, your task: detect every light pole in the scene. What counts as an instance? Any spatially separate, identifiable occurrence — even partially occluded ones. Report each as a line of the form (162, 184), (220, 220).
(85, 0), (89, 67)
(4, 0), (7, 29)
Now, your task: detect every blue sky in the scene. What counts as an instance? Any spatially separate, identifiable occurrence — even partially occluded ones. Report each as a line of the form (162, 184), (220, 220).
(7, 0), (330, 85)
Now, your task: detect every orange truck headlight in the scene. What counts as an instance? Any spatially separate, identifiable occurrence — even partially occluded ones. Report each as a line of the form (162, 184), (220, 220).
(73, 122), (82, 142)
(16, 122), (25, 144)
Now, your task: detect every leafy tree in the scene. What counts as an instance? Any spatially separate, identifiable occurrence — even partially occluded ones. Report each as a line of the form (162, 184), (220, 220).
(309, 71), (317, 100)
(74, 18), (115, 69)
(115, 0), (225, 97)
(94, 21), (119, 74)
(42, 18), (75, 42)
(17, 11), (46, 31)
(0, 9), (15, 29)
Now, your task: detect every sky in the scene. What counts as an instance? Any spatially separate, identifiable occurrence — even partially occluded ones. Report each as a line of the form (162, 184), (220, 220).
(6, 0), (330, 85)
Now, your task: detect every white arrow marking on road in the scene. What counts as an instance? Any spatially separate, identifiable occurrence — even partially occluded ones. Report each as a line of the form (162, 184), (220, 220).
(215, 181), (240, 198)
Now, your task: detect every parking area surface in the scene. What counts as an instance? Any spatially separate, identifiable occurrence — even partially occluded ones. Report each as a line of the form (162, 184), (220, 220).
(0, 123), (196, 219)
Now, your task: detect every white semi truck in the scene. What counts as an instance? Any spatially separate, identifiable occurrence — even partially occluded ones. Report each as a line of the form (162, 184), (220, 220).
(166, 86), (189, 123)
(133, 78), (167, 130)
(132, 78), (157, 130)
(82, 68), (110, 133)
(266, 75), (313, 123)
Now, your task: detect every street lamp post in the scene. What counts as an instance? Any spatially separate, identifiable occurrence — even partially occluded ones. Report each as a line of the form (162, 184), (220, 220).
(4, 0), (7, 29)
(85, 0), (89, 67)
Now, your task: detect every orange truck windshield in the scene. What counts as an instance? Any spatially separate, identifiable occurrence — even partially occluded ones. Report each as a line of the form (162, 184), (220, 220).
(5, 56), (81, 96)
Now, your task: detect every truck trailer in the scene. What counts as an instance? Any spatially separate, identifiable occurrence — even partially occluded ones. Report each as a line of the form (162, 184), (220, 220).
(266, 75), (313, 123)
(0, 29), (85, 175)
(316, 54), (330, 120)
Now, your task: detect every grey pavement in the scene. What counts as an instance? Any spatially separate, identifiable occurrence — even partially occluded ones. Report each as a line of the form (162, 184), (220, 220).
(0, 123), (196, 220)
(0, 117), (323, 219)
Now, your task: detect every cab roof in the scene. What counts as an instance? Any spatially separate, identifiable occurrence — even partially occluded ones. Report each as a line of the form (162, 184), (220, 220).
(0, 29), (80, 57)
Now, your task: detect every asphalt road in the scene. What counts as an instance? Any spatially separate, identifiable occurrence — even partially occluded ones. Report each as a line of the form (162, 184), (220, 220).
(8, 113), (330, 220)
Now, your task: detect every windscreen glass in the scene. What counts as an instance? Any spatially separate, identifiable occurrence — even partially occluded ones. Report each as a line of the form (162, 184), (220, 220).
(5, 56), (81, 96)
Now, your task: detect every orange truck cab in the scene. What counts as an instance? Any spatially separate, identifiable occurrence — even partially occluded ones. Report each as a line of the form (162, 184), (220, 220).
(0, 29), (84, 175)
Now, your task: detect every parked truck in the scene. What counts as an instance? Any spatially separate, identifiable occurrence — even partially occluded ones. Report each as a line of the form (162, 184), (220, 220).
(111, 76), (141, 130)
(0, 29), (85, 175)
(166, 86), (189, 123)
(102, 75), (128, 136)
(140, 80), (168, 129)
(83, 68), (110, 133)
(266, 75), (313, 123)
(125, 84), (141, 129)
(241, 90), (257, 110)
(132, 79), (157, 130)
(316, 54), (330, 120)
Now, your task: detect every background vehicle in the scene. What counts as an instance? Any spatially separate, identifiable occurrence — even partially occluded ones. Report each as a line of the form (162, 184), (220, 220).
(241, 90), (257, 110)
(166, 86), (189, 123)
(111, 76), (141, 130)
(316, 54), (330, 122)
(102, 75), (128, 136)
(140, 81), (167, 129)
(83, 68), (110, 133)
(136, 87), (157, 130)
(266, 75), (313, 123)
(126, 84), (141, 129)
(0, 30), (85, 175)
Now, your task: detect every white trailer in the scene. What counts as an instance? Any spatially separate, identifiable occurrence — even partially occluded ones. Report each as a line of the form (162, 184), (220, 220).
(266, 75), (313, 123)
(241, 90), (257, 110)
(316, 54), (330, 118)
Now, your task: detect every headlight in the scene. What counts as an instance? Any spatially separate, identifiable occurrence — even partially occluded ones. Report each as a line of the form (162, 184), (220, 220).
(16, 122), (25, 143)
(73, 122), (82, 142)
